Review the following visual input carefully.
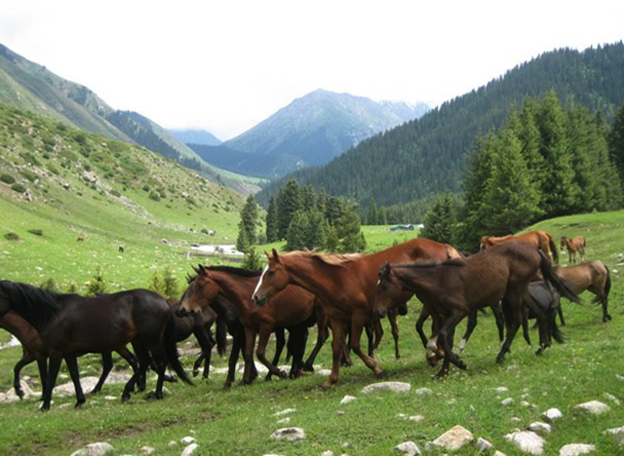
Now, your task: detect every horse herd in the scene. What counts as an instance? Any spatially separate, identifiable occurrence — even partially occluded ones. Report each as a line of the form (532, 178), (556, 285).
(0, 229), (612, 411)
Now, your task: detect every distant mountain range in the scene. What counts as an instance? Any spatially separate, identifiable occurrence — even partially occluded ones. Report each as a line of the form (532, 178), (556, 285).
(190, 90), (429, 178)
(170, 128), (222, 146)
(0, 42), (257, 193)
(258, 42), (624, 208)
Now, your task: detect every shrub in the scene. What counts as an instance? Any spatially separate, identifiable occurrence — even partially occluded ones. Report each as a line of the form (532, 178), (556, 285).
(40, 278), (58, 292)
(4, 232), (20, 241)
(148, 266), (179, 300)
(11, 183), (26, 193)
(27, 229), (43, 236)
(149, 192), (160, 202)
(21, 170), (37, 182)
(86, 266), (107, 296)
(0, 173), (15, 184)
(110, 189), (121, 198)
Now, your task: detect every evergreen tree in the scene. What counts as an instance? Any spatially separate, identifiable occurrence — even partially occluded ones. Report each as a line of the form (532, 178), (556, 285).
(325, 226), (339, 252)
(337, 205), (366, 252)
(236, 227), (250, 253)
(277, 180), (303, 238)
(302, 184), (317, 211)
(367, 199), (379, 225)
(242, 246), (263, 270)
(420, 194), (455, 243)
(325, 196), (346, 226)
(609, 102), (624, 180)
(316, 188), (328, 215)
(286, 210), (309, 251)
(305, 209), (329, 249)
(265, 196), (279, 242)
(236, 195), (259, 252)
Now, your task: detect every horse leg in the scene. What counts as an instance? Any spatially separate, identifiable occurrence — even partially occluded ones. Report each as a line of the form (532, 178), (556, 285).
(436, 311), (467, 376)
(224, 331), (241, 389)
(457, 309), (477, 354)
(192, 326), (214, 379)
(341, 326), (353, 367)
(242, 327), (257, 385)
(523, 292), (550, 355)
(131, 341), (150, 393)
(91, 352), (113, 394)
(116, 346), (140, 402)
(146, 343), (167, 400)
(522, 309), (532, 345)
(322, 318), (346, 389)
(388, 310), (401, 359)
(496, 304), (523, 364)
(13, 348), (35, 399)
(256, 326), (287, 379)
(348, 314), (384, 378)
(557, 303), (566, 326)
(64, 355), (86, 408)
(303, 318), (329, 371)
(602, 296), (612, 322)
(373, 318), (383, 356)
(490, 303), (505, 343)
(40, 352), (63, 411)
(415, 306), (430, 349)
(266, 327), (285, 381)
(364, 321), (374, 357)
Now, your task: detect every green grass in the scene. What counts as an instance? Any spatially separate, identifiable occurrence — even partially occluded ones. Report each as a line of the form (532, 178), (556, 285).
(1, 211), (624, 455)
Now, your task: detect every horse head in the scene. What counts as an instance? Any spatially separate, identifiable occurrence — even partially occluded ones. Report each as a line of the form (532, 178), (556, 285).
(178, 264), (219, 315)
(252, 249), (289, 306)
(374, 262), (403, 317)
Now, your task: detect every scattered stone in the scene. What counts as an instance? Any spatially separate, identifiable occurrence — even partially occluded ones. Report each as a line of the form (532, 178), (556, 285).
(511, 417), (522, 423)
(495, 387), (509, 393)
(502, 398), (514, 406)
(316, 369), (332, 376)
(543, 408), (563, 421)
(276, 417), (291, 424)
(342, 442), (351, 448)
(104, 396), (117, 401)
(180, 443), (198, 456)
(273, 408), (296, 417)
(559, 444), (595, 456)
(494, 452), (507, 456)
(414, 387), (433, 396)
(432, 425), (473, 451)
(521, 401), (531, 407)
(394, 441), (421, 456)
(340, 395), (357, 405)
(321, 451), (334, 456)
(605, 426), (624, 446)
(271, 427), (306, 442)
(140, 447), (155, 454)
(604, 393), (621, 405)
(337, 410), (345, 416)
(362, 382), (411, 394)
(168, 441), (177, 447)
(180, 437), (196, 445)
(576, 400), (610, 415)
(504, 431), (545, 455)
(70, 442), (115, 456)
(407, 415), (425, 423)
(476, 437), (493, 452)
(529, 422), (552, 434)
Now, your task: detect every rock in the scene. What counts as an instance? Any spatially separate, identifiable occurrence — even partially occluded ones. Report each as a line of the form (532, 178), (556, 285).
(476, 437), (493, 452)
(70, 442), (115, 456)
(559, 444), (595, 456)
(414, 387), (433, 395)
(180, 443), (198, 456)
(394, 441), (421, 456)
(362, 382), (411, 394)
(316, 369), (332, 376)
(605, 426), (624, 446)
(168, 441), (177, 447)
(431, 425), (473, 451)
(54, 377), (99, 396)
(576, 400), (610, 415)
(528, 422), (552, 434)
(521, 401), (531, 407)
(273, 408), (296, 416)
(337, 410), (345, 416)
(104, 396), (117, 401)
(407, 415), (424, 422)
(543, 408), (563, 421)
(321, 451), (334, 456)
(604, 393), (621, 405)
(277, 417), (291, 424)
(494, 452), (507, 456)
(340, 395), (357, 405)
(502, 398), (514, 406)
(495, 386), (509, 393)
(270, 427), (306, 442)
(140, 447), (155, 454)
(504, 431), (545, 455)
(180, 437), (196, 445)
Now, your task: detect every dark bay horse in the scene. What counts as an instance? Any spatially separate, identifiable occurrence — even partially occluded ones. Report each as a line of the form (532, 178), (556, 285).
(179, 265), (328, 385)
(481, 229), (558, 264)
(560, 236), (586, 264)
(375, 242), (580, 377)
(0, 281), (192, 410)
(252, 238), (462, 388)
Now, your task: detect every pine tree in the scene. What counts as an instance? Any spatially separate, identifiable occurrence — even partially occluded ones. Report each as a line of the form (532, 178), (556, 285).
(337, 205), (366, 252)
(420, 194), (455, 243)
(277, 180), (303, 238)
(286, 210), (309, 251)
(302, 184), (317, 211)
(265, 196), (279, 242)
(305, 209), (328, 249)
(236, 227), (250, 253)
(609, 102), (624, 180)
(325, 225), (339, 252)
(367, 199), (379, 225)
(242, 246), (263, 270)
(325, 196), (346, 226)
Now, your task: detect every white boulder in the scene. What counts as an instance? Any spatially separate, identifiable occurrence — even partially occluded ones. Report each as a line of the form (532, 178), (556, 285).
(505, 431), (545, 455)
(431, 425), (473, 451)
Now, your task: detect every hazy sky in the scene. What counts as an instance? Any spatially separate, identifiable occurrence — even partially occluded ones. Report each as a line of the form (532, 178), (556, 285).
(1, 1), (623, 140)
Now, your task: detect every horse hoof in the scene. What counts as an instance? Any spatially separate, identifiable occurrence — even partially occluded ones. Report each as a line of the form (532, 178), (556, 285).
(278, 370), (288, 379)
(496, 356), (505, 365)
(75, 401), (85, 408)
(192, 370), (199, 377)
(433, 370), (448, 379)
(321, 381), (335, 390)
(121, 395), (130, 403)
(374, 369), (386, 379)
(302, 363), (314, 372)
(457, 361), (467, 370)
(535, 348), (543, 356)
(16, 391), (24, 400)
(265, 375), (273, 382)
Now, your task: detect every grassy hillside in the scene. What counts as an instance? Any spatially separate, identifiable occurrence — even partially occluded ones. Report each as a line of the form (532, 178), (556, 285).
(0, 103), (245, 289)
(1, 210), (623, 455)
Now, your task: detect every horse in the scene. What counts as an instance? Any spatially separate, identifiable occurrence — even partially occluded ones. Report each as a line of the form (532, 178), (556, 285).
(560, 236), (586, 264)
(0, 281), (192, 410)
(480, 229), (558, 264)
(374, 241), (580, 377)
(252, 238), (462, 388)
(179, 265), (328, 385)
(553, 261), (611, 323)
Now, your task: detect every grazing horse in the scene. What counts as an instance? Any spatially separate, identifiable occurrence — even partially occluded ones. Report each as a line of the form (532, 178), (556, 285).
(179, 265), (328, 385)
(560, 236), (586, 264)
(553, 261), (611, 323)
(374, 242), (580, 377)
(0, 281), (192, 410)
(252, 238), (462, 388)
(480, 229), (559, 264)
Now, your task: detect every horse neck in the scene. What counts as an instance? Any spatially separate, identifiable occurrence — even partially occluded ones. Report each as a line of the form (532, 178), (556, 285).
(209, 272), (256, 314)
(393, 266), (441, 294)
(283, 256), (344, 302)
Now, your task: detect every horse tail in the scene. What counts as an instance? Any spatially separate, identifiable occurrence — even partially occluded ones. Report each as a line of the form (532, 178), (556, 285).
(215, 316), (228, 357)
(551, 319), (565, 344)
(163, 316), (194, 385)
(539, 251), (581, 304)
(593, 263), (611, 305)
(547, 233), (559, 264)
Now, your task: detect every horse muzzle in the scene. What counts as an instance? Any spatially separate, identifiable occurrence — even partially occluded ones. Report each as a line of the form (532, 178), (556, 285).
(252, 294), (267, 307)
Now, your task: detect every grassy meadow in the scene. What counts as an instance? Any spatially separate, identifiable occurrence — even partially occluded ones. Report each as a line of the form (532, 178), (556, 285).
(0, 209), (624, 455)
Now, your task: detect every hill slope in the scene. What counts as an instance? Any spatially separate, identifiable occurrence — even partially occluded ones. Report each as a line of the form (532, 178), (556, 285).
(222, 89), (428, 177)
(259, 43), (624, 207)
(170, 128), (222, 146)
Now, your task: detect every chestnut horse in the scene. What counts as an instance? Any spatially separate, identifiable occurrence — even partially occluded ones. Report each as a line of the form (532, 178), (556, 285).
(480, 229), (558, 264)
(554, 261), (611, 323)
(375, 241), (580, 377)
(252, 238), (462, 388)
(560, 236), (586, 264)
(179, 265), (328, 385)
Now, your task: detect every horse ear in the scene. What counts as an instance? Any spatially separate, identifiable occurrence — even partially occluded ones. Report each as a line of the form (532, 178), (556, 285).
(264, 250), (270, 259)
(192, 265), (200, 274)
(272, 248), (281, 263)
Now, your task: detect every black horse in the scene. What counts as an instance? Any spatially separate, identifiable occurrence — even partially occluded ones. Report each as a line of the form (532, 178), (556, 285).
(0, 281), (192, 411)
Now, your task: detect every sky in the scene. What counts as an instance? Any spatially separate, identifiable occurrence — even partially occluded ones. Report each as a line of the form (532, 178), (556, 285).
(1, 1), (623, 140)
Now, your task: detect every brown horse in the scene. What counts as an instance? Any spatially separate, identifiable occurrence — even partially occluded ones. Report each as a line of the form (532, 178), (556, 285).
(554, 261), (611, 323)
(480, 229), (558, 263)
(179, 265), (328, 385)
(560, 236), (586, 264)
(375, 241), (580, 377)
(252, 238), (462, 388)
(0, 281), (192, 410)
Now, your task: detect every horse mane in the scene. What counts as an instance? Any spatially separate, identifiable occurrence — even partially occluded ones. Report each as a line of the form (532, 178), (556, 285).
(203, 265), (263, 278)
(0, 280), (63, 329)
(394, 258), (466, 269)
(286, 250), (362, 266)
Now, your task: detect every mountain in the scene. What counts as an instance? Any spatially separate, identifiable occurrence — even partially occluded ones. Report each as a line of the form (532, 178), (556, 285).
(258, 43), (624, 208)
(170, 128), (222, 146)
(219, 89), (428, 177)
(0, 42), (257, 193)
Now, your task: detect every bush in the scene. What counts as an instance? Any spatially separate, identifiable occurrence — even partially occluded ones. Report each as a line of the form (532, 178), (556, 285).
(11, 183), (26, 193)
(149, 192), (160, 202)
(110, 189), (121, 198)
(148, 266), (179, 300)
(40, 278), (58, 292)
(20, 170), (37, 182)
(4, 232), (20, 241)
(27, 229), (43, 236)
(86, 266), (107, 296)
(0, 173), (15, 184)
